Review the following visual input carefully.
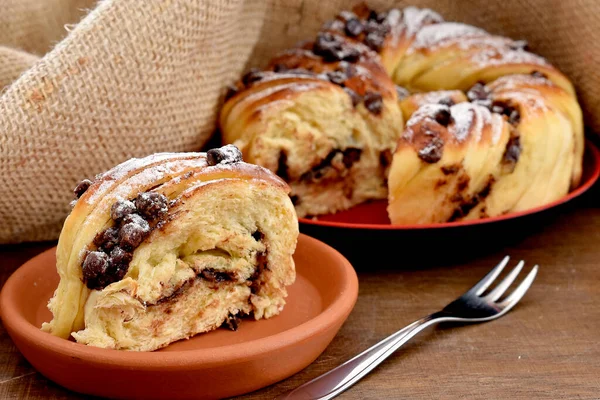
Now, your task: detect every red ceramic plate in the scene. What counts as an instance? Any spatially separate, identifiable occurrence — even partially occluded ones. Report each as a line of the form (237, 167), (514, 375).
(0, 234), (358, 400)
(300, 140), (600, 230)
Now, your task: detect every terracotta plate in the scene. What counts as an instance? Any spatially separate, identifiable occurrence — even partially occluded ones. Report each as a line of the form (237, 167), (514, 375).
(0, 234), (358, 400)
(299, 140), (600, 230)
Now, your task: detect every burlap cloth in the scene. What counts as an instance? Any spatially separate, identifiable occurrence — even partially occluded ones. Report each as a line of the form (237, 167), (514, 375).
(1, 0), (598, 243)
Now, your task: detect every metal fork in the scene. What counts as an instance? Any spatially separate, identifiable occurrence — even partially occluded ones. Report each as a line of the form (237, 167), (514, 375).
(276, 256), (538, 400)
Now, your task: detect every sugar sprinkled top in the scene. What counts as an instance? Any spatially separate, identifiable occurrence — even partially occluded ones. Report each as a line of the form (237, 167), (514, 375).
(402, 7), (444, 38)
(411, 22), (486, 51)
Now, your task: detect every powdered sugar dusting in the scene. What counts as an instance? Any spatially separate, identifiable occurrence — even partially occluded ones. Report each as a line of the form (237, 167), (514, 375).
(405, 103), (447, 128)
(471, 47), (549, 68)
(450, 103), (476, 142)
(411, 22), (486, 51)
(490, 113), (504, 144)
(86, 158), (205, 204)
(402, 7), (444, 38)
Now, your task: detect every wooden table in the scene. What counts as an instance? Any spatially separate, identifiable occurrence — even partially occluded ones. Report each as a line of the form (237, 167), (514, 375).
(2, 193), (600, 399)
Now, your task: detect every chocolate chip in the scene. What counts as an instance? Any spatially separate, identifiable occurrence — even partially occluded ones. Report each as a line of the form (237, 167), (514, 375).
(200, 268), (232, 283)
(252, 230), (264, 242)
(135, 192), (168, 221)
(508, 110), (521, 125)
(379, 150), (393, 168)
(73, 179), (92, 198)
(364, 32), (385, 52)
(363, 91), (383, 115)
(509, 40), (529, 51)
(395, 85), (410, 100)
(224, 85), (238, 101)
(206, 144), (243, 166)
(344, 63), (358, 78)
(82, 251), (109, 286)
(118, 214), (150, 250)
(110, 246), (133, 267)
(273, 63), (288, 72)
(433, 108), (452, 127)
(276, 150), (289, 181)
(491, 101), (521, 125)
(466, 82), (490, 103)
(345, 18), (364, 36)
(241, 68), (262, 86)
(110, 200), (136, 222)
(503, 136), (521, 164)
(438, 97), (455, 107)
(313, 32), (360, 62)
(418, 136), (444, 163)
(344, 87), (362, 106)
(531, 70), (547, 79)
(93, 227), (119, 252)
(375, 11), (389, 23)
(441, 164), (460, 175)
(342, 148), (362, 168)
(221, 313), (240, 331)
(326, 70), (347, 86)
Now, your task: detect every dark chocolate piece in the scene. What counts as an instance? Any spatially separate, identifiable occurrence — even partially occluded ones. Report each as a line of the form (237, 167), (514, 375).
(224, 85), (238, 101)
(110, 247), (133, 267)
(276, 150), (289, 181)
(110, 200), (136, 222)
(433, 107), (452, 127)
(221, 313), (241, 331)
(206, 144), (243, 166)
(491, 101), (521, 125)
(364, 32), (385, 51)
(379, 149), (393, 168)
(343, 87), (362, 106)
(118, 214), (150, 250)
(135, 192), (168, 221)
(531, 70), (547, 79)
(503, 136), (522, 165)
(93, 227), (119, 252)
(241, 68), (262, 86)
(438, 97), (455, 107)
(345, 18), (364, 36)
(313, 32), (360, 62)
(418, 137), (444, 163)
(252, 230), (264, 242)
(73, 179), (92, 198)
(342, 148), (362, 168)
(326, 70), (347, 86)
(441, 164), (460, 175)
(200, 268), (234, 283)
(363, 91), (383, 115)
(466, 82), (491, 102)
(82, 251), (110, 289)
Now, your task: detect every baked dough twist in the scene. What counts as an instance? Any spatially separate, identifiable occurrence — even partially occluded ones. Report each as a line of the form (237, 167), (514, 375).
(220, 3), (583, 223)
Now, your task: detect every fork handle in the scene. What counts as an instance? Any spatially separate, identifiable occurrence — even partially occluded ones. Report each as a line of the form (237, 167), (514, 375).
(277, 312), (449, 400)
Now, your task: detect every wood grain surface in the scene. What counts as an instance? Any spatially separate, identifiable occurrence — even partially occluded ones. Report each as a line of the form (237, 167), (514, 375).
(1, 192), (599, 399)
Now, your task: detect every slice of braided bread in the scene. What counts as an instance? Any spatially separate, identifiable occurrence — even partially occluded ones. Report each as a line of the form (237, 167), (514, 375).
(42, 145), (298, 351)
(220, 3), (583, 223)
